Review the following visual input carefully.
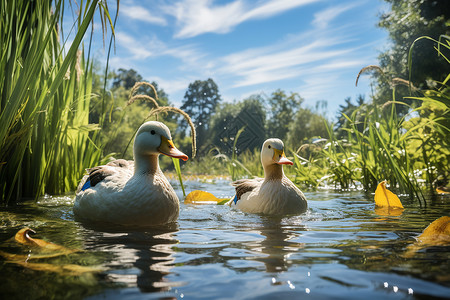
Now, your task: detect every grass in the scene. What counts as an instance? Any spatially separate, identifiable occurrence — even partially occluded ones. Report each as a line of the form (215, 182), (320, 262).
(288, 35), (450, 202)
(0, 0), (114, 204)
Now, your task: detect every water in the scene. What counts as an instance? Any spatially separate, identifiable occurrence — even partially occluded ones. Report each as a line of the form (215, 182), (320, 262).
(1, 179), (449, 299)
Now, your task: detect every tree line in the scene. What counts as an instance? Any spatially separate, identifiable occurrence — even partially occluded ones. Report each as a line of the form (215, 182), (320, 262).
(94, 69), (331, 160)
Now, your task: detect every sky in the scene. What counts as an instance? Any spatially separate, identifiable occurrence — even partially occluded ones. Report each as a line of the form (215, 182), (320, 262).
(82, 0), (390, 120)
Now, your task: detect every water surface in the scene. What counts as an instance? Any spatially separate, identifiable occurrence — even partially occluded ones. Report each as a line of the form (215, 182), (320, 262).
(1, 179), (449, 299)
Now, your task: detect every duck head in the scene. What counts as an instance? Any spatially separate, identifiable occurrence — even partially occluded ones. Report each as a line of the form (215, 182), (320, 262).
(134, 121), (188, 161)
(261, 138), (293, 168)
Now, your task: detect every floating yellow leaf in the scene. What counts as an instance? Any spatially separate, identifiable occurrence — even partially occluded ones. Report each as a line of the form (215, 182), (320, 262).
(185, 190), (229, 205)
(1, 228), (103, 276)
(374, 181), (404, 209)
(417, 216), (450, 245)
(403, 216), (450, 258)
(14, 227), (78, 255)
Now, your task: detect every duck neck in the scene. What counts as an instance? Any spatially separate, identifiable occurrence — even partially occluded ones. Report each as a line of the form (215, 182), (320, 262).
(263, 164), (284, 181)
(134, 154), (160, 176)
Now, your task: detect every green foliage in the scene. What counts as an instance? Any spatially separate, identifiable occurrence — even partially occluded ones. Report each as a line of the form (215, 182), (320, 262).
(286, 107), (330, 148)
(208, 95), (266, 155)
(335, 96), (365, 138)
(179, 78), (221, 152)
(266, 90), (303, 141)
(112, 68), (144, 89)
(172, 157), (186, 196)
(376, 0), (450, 109)
(0, 0), (113, 203)
(210, 127), (254, 181)
(291, 142), (329, 189)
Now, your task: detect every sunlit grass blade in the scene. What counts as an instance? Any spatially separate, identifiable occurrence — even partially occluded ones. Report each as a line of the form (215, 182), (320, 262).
(172, 157), (186, 197)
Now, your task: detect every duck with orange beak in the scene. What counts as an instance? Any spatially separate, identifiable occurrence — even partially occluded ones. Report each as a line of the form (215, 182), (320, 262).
(74, 121), (188, 226)
(227, 138), (307, 215)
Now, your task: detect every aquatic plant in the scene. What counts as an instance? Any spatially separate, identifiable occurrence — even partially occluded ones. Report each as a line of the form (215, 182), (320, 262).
(0, 0), (114, 204)
(309, 35), (450, 201)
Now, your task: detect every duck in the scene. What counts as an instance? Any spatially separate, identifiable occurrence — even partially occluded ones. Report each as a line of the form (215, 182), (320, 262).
(227, 138), (307, 215)
(73, 121), (188, 226)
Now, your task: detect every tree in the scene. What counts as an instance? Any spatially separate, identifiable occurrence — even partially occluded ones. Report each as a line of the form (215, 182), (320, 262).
(179, 78), (221, 152)
(334, 95), (365, 138)
(266, 90), (303, 141)
(376, 0), (450, 106)
(112, 68), (143, 89)
(208, 95), (266, 155)
(286, 107), (330, 148)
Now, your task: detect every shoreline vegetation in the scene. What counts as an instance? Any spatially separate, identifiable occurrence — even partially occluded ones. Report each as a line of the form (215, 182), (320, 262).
(1, 1), (449, 205)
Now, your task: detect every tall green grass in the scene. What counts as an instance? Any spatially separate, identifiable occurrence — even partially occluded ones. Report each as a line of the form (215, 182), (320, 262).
(292, 35), (450, 202)
(0, 0), (114, 204)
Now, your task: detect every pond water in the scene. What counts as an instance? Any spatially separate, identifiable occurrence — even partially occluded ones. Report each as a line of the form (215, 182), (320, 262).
(1, 179), (449, 299)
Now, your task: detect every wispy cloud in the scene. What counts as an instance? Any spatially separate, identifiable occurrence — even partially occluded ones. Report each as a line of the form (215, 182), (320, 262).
(145, 76), (191, 99)
(115, 31), (205, 67)
(217, 29), (364, 88)
(120, 5), (167, 26)
(115, 31), (154, 59)
(312, 2), (362, 29)
(163, 0), (319, 38)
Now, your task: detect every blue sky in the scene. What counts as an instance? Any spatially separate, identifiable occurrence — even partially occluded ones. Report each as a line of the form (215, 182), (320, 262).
(85, 0), (389, 120)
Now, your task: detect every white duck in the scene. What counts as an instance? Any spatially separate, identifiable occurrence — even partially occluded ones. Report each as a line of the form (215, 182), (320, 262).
(227, 138), (307, 215)
(73, 121), (188, 226)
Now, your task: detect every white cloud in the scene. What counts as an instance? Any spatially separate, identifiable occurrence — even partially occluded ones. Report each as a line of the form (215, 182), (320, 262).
(217, 30), (363, 88)
(163, 0), (319, 38)
(114, 31), (206, 67)
(115, 31), (153, 59)
(312, 2), (361, 29)
(145, 76), (192, 104)
(120, 5), (167, 26)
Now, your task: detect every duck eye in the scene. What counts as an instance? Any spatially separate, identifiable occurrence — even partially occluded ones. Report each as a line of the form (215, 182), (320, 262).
(151, 130), (156, 135)
(268, 145), (271, 149)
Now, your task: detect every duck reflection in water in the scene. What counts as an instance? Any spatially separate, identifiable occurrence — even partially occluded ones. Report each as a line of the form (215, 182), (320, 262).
(248, 217), (306, 273)
(80, 223), (179, 293)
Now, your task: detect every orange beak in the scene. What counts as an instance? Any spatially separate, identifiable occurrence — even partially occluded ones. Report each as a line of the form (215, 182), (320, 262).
(273, 148), (293, 165)
(158, 136), (188, 161)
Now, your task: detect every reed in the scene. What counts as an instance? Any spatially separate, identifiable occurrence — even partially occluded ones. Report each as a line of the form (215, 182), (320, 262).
(0, 0), (114, 204)
(311, 46), (450, 202)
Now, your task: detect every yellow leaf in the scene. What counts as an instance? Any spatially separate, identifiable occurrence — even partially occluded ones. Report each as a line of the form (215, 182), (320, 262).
(374, 181), (404, 209)
(185, 190), (229, 205)
(417, 216), (450, 245)
(14, 227), (78, 255)
(436, 187), (450, 194)
(403, 216), (450, 258)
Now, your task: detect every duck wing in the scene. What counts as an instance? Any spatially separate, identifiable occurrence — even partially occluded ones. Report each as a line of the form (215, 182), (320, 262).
(231, 178), (264, 203)
(76, 159), (133, 193)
